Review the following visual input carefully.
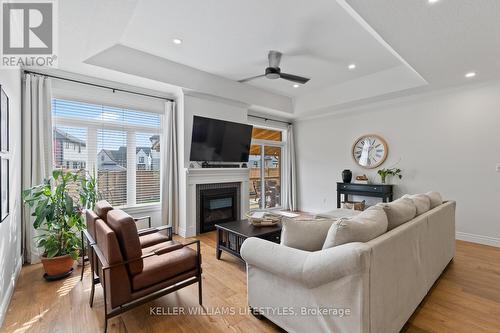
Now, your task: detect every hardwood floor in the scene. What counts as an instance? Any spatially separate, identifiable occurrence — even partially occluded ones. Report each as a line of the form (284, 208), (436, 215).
(2, 237), (500, 333)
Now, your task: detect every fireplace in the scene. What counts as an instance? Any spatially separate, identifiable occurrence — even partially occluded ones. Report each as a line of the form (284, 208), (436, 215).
(197, 183), (240, 233)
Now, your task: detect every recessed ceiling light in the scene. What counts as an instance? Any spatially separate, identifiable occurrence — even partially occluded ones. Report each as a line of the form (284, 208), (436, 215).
(465, 72), (476, 78)
(428, 0), (439, 3)
(172, 38), (183, 45)
(348, 63), (356, 70)
(293, 84), (300, 88)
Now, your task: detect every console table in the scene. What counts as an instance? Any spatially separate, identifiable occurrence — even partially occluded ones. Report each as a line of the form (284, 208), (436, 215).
(337, 182), (393, 208)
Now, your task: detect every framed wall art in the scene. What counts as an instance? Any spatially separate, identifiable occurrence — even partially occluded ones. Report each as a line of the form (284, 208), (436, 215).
(1, 157), (9, 222)
(0, 85), (9, 152)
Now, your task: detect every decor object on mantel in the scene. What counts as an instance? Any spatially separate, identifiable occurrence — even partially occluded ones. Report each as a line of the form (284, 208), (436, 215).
(342, 169), (352, 183)
(352, 134), (388, 169)
(22, 170), (87, 280)
(377, 167), (402, 184)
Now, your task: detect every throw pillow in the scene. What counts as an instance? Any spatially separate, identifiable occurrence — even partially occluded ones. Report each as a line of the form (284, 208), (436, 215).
(402, 194), (431, 215)
(322, 206), (388, 249)
(426, 191), (443, 209)
(377, 197), (417, 230)
(280, 218), (335, 251)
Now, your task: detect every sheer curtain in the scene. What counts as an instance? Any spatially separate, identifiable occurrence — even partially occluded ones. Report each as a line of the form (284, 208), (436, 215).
(161, 101), (180, 233)
(22, 74), (53, 264)
(284, 124), (297, 211)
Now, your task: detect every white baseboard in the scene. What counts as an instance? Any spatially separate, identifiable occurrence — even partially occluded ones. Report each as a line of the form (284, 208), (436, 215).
(0, 256), (22, 328)
(456, 232), (500, 247)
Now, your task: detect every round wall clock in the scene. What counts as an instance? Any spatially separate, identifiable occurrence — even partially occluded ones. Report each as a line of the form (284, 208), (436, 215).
(352, 134), (388, 169)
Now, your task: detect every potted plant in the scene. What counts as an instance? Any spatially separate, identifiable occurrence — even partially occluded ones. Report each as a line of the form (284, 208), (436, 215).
(22, 170), (86, 279)
(79, 169), (100, 210)
(377, 167), (402, 184)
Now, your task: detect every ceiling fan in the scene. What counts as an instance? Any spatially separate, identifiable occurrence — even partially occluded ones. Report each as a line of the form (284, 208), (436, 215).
(238, 50), (310, 85)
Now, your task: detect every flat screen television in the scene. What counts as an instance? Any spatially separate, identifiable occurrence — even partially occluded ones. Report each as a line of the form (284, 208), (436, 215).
(190, 116), (253, 162)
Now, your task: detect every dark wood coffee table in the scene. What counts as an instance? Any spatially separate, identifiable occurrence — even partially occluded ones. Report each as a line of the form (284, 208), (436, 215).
(215, 220), (282, 260)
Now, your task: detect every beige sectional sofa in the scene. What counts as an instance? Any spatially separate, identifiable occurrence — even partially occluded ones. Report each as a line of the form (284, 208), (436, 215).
(241, 195), (455, 333)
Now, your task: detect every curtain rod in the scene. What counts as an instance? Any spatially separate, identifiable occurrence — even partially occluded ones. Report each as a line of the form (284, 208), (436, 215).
(23, 70), (174, 102)
(248, 114), (292, 125)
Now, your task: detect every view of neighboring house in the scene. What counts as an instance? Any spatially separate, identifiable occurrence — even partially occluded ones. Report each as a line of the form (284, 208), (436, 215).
(53, 128), (87, 169)
(97, 145), (160, 171)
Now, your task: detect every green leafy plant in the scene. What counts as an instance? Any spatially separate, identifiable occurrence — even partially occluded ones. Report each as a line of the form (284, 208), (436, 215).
(377, 168), (402, 184)
(79, 169), (101, 210)
(22, 170), (86, 259)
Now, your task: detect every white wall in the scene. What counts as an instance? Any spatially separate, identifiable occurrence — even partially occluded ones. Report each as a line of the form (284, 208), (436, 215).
(0, 69), (22, 327)
(295, 80), (500, 247)
(182, 92), (248, 167)
(178, 92), (249, 236)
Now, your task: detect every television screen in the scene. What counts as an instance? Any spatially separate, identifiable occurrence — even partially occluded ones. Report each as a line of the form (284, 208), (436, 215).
(190, 116), (253, 162)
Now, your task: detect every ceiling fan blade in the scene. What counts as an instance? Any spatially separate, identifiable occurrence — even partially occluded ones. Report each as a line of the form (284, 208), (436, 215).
(238, 74), (265, 83)
(268, 50), (282, 68)
(279, 73), (310, 84)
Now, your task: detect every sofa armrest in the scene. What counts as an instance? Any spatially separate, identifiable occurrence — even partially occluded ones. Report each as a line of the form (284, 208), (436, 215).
(240, 237), (370, 289)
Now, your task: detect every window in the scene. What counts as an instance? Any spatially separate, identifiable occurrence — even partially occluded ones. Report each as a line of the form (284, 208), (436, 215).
(249, 127), (284, 209)
(52, 99), (162, 208)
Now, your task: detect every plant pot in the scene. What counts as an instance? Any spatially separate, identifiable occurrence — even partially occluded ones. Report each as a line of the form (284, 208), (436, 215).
(41, 254), (74, 277)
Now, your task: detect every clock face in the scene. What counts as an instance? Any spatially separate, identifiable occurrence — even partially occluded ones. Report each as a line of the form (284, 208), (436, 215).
(352, 135), (388, 169)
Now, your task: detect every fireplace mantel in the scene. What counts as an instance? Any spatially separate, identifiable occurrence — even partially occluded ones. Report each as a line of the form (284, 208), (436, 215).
(180, 168), (250, 237)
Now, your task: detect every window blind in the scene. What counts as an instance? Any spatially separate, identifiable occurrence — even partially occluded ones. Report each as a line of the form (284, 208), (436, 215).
(52, 99), (162, 208)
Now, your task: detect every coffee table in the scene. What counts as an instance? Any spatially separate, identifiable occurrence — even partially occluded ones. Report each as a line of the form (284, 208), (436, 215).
(215, 220), (282, 260)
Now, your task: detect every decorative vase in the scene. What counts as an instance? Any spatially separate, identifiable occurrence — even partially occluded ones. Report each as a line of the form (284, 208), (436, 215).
(380, 175), (386, 184)
(342, 169), (352, 183)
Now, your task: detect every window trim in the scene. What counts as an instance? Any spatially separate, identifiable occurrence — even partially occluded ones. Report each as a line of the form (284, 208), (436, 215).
(52, 100), (162, 209)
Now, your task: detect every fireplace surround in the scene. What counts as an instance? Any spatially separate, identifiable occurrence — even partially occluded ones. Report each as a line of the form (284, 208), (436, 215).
(196, 183), (240, 233)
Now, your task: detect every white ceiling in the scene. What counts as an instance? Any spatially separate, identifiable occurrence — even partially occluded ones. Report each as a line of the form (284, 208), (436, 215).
(56, 0), (500, 116)
(120, 0), (403, 97)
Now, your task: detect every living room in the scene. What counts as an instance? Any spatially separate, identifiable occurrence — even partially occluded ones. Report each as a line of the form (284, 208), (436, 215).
(0, 0), (499, 332)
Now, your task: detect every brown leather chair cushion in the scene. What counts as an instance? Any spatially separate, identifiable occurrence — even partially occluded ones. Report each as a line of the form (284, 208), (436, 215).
(95, 200), (113, 222)
(132, 247), (198, 291)
(139, 232), (172, 248)
(85, 210), (99, 240)
(95, 219), (132, 308)
(141, 240), (183, 255)
(106, 210), (143, 275)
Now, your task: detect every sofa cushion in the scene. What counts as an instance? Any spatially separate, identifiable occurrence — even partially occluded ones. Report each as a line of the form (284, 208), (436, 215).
(141, 240), (183, 255)
(281, 218), (335, 251)
(377, 197), (417, 230)
(315, 208), (362, 220)
(95, 200), (113, 222)
(322, 206), (388, 249)
(402, 194), (431, 215)
(139, 232), (172, 248)
(426, 191), (443, 209)
(132, 247), (197, 291)
(107, 209), (143, 275)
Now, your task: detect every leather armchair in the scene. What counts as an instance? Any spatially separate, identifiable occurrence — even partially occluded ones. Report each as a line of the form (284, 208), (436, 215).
(81, 200), (174, 306)
(85, 209), (202, 333)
